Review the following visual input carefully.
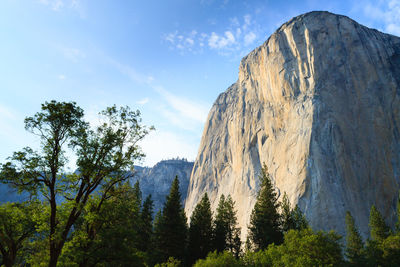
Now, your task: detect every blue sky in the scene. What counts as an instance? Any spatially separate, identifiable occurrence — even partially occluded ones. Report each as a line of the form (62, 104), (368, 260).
(1, 0), (399, 168)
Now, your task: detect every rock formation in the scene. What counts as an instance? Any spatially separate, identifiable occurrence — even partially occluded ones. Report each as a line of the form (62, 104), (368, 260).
(185, 11), (400, 238)
(132, 159), (193, 212)
(1, 159), (193, 214)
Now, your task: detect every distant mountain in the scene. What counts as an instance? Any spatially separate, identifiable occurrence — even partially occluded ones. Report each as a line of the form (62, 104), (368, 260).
(0, 159), (194, 214)
(131, 159), (194, 213)
(0, 184), (29, 203)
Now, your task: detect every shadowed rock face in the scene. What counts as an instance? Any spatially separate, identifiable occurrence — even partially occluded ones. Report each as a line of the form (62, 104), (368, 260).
(132, 159), (193, 213)
(185, 11), (400, 238)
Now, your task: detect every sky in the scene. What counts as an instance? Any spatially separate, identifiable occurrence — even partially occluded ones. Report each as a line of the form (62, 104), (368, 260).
(0, 0), (399, 168)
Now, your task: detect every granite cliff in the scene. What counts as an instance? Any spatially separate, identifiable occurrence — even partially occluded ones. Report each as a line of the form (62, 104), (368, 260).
(132, 159), (193, 212)
(185, 11), (400, 238)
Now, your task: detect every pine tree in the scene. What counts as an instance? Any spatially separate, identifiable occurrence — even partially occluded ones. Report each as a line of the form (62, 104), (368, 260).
(281, 193), (308, 233)
(224, 195), (242, 256)
(154, 176), (188, 263)
(213, 194), (242, 256)
(248, 164), (282, 250)
(396, 191), (400, 233)
(291, 205), (308, 230)
(214, 194), (227, 252)
(138, 194), (154, 252)
(133, 180), (142, 210)
(369, 205), (389, 242)
(281, 192), (294, 232)
(345, 211), (364, 265)
(188, 193), (213, 265)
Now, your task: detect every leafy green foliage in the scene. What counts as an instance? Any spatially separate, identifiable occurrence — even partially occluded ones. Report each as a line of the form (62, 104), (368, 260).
(155, 257), (182, 267)
(59, 182), (145, 266)
(0, 201), (39, 267)
(0, 101), (151, 266)
(194, 251), (244, 267)
(188, 193), (213, 265)
(244, 228), (344, 267)
(248, 164), (282, 250)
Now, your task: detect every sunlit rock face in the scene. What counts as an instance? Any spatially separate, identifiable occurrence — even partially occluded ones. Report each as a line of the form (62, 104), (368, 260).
(185, 11), (400, 238)
(132, 159), (193, 212)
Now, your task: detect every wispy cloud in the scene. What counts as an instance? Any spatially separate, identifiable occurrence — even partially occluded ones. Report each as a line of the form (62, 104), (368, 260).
(154, 86), (209, 124)
(37, 0), (86, 17)
(108, 58), (154, 84)
(208, 31), (235, 49)
(137, 98), (149, 105)
(108, 57), (209, 132)
(58, 74), (66, 80)
(60, 47), (86, 62)
(362, 0), (400, 36)
(163, 14), (264, 56)
(0, 104), (28, 146)
(244, 32), (257, 46)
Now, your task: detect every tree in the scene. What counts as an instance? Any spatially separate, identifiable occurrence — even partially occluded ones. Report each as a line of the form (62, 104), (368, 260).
(369, 205), (390, 242)
(154, 176), (187, 263)
(281, 192), (294, 233)
(0, 101), (151, 266)
(244, 228), (344, 266)
(248, 164), (282, 250)
(0, 201), (39, 267)
(193, 251), (243, 267)
(345, 211), (364, 265)
(138, 194), (154, 253)
(291, 205), (308, 231)
(188, 193), (213, 265)
(281, 193), (308, 234)
(396, 191), (400, 233)
(214, 194), (227, 253)
(58, 182), (145, 266)
(213, 195), (242, 257)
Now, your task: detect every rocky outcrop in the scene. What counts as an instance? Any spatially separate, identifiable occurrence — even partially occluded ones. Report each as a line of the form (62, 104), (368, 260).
(185, 11), (400, 238)
(132, 159), (193, 212)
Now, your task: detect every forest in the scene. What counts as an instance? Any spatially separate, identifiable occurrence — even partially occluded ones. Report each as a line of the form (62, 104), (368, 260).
(0, 101), (399, 266)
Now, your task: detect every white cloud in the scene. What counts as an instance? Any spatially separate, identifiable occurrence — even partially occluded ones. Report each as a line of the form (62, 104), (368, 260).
(38, 0), (85, 16)
(208, 31), (236, 49)
(163, 30), (199, 53)
(137, 98), (149, 105)
(163, 12), (263, 56)
(58, 74), (66, 80)
(363, 0), (400, 36)
(244, 32), (257, 46)
(39, 0), (63, 10)
(185, 38), (194, 45)
(244, 14), (251, 27)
